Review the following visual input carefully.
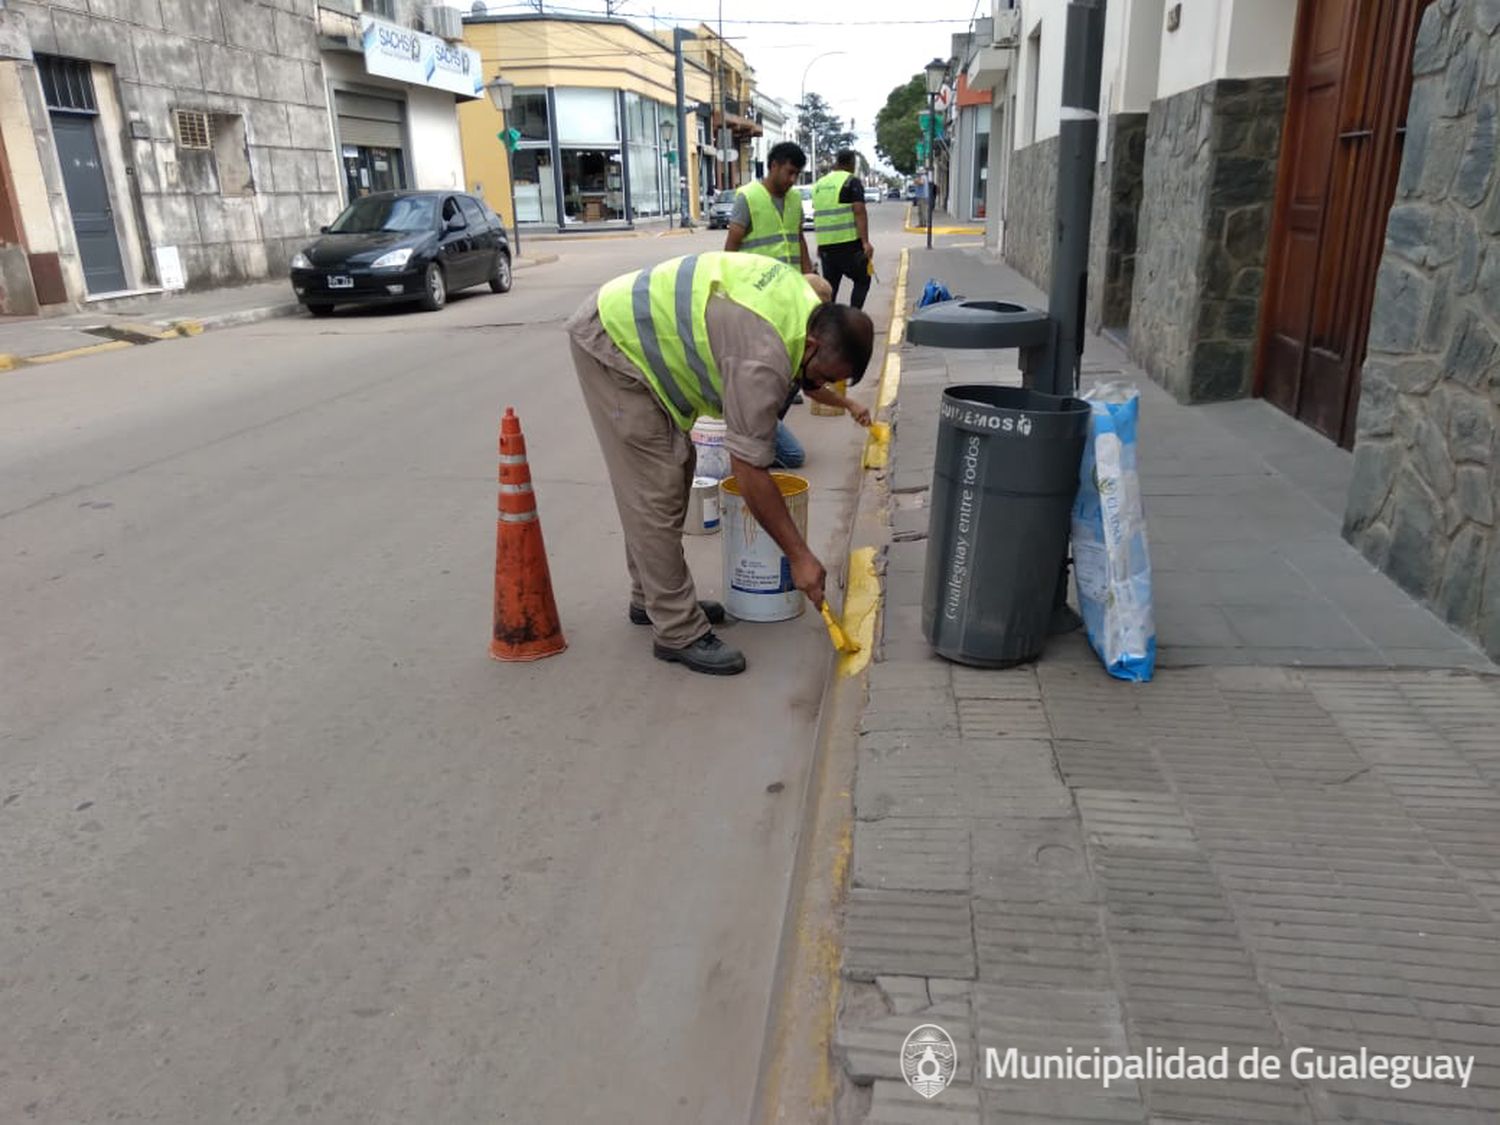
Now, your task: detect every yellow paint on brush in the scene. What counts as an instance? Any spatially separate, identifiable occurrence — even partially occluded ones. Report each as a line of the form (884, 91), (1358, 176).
(819, 600), (861, 655)
(862, 421), (890, 470)
(838, 547), (879, 678)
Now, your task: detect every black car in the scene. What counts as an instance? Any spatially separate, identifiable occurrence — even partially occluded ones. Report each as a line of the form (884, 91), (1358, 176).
(707, 189), (737, 230)
(290, 190), (511, 316)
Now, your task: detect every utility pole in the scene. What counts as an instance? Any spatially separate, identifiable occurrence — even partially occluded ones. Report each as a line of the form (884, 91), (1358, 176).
(925, 91), (935, 250)
(1045, 0), (1106, 397)
(673, 27), (695, 227)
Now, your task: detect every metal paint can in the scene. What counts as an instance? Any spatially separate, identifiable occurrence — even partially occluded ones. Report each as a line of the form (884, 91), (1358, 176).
(719, 472), (810, 622)
(683, 475), (721, 535)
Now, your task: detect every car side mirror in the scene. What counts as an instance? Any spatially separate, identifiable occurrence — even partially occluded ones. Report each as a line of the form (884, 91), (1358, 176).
(319, 225), (329, 234)
(446, 216), (466, 232)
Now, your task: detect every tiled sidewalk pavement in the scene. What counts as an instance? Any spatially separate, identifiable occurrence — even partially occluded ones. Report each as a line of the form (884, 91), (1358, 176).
(833, 247), (1500, 1124)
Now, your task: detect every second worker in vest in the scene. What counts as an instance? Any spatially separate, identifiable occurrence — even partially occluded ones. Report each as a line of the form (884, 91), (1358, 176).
(565, 252), (875, 676)
(813, 150), (874, 309)
(724, 141), (813, 273)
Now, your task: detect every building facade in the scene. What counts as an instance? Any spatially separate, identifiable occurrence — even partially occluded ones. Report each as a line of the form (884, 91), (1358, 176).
(318, 1), (477, 207)
(459, 13), (712, 230)
(1344, 0), (1500, 658)
(985, 0), (1500, 659)
(750, 92), (794, 180)
(680, 24), (759, 199)
(0, 0), (342, 311)
(0, 0), (475, 313)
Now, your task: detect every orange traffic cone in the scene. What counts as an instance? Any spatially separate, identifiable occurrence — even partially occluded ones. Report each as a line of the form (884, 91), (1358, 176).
(490, 408), (566, 662)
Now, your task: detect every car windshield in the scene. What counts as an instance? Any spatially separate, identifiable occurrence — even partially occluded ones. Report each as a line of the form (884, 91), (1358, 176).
(328, 195), (437, 234)
(714, 191), (737, 204)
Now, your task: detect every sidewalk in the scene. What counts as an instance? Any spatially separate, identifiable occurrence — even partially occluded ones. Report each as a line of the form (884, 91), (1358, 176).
(833, 247), (1500, 1124)
(0, 254), (559, 369)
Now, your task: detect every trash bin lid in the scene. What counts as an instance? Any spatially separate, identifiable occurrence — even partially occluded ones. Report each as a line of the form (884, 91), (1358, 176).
(907, 299), (1053, 350)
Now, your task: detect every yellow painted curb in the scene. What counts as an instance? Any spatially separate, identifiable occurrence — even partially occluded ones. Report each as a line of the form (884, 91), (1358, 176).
(26, 339), (133, 365)
(172, 319), (205, 336)
(837, 546), (879, 679)
(0, 353), (18, 372)
(878, 354), (901, 413)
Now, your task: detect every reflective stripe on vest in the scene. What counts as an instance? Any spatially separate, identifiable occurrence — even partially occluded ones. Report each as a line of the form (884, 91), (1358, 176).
(737, 181), (801, 265)
(813, 170), (858, 246)
(595, 252), (824, 430)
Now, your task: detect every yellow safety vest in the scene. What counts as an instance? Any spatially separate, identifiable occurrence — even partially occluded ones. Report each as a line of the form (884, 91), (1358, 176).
(596, 252), (824, 430)
(813, 170), (858, 248)
(736, 181), (802, 266)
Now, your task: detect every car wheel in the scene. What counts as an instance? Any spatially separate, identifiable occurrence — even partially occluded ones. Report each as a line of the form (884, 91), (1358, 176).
(306, 304), (335, 318)
(418, 263), (446, 311)
(488, 250), (512, 294)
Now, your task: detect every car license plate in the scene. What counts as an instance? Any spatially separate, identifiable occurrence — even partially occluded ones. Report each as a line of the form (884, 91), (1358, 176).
(327, 275), (354, 289)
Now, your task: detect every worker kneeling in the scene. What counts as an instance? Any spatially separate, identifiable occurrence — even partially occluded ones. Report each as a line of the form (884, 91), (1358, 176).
(565, 251), (874, 675)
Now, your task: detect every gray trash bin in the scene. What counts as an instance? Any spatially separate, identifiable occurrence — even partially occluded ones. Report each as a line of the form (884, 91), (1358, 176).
(921, 384), (1090, 667)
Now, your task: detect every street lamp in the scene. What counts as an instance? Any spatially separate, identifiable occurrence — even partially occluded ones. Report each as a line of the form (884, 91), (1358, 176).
(659, 118), (676, 228)
(484, 74), (520, 257)
(800, 50), (845, 181)
(923, 56), (947, 250)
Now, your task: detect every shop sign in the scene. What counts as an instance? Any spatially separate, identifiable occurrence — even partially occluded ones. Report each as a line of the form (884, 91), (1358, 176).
(360, 15), (483, 98)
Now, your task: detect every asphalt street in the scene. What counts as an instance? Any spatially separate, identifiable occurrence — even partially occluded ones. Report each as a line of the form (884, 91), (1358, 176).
(0, 206), (912, 1124)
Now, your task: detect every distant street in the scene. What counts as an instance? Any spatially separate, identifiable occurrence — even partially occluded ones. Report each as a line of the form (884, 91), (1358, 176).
(1, 207), (910, 1124)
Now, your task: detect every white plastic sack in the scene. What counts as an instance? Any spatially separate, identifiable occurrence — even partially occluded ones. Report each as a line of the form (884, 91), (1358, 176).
(1071, 382), (1156, 682)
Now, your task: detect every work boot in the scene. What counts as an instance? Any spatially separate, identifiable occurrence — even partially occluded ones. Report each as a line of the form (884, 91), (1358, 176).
(629, 599), (726, 626)
(653, 631), (747, 675)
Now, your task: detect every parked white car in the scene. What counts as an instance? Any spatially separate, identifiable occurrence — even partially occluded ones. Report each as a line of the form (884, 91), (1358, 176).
(797, 186), (814, 229)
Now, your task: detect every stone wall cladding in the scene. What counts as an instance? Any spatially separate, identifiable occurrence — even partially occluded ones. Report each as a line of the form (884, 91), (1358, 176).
(1345, 0), (1500, 660)
(9, 0), (340, 290)
(1087, 112), (1146, 333)
(1129, 77), (1286, 402)
(1002, 135), (1058, 290)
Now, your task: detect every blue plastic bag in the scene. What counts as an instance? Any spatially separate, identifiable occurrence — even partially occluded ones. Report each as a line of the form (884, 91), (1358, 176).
(1071, 383), (1156, 682)
(917, 279), (953, 308)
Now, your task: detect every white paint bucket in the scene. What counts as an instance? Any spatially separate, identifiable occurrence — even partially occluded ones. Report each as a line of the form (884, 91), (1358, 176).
(720, 472), (810, 622)
(690, 416), (730, 480)
(682, 476), (721, 535)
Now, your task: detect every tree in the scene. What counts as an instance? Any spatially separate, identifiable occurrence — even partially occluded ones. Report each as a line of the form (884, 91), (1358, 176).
(875, 74), (926, 176)
(795, 92), (856, 173)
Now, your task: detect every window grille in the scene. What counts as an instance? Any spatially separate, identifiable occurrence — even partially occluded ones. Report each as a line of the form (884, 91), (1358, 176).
(36, 55), (97, 114)
(175, 109), (212, 150)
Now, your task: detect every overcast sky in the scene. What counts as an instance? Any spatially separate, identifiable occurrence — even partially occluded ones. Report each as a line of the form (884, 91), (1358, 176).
(460, 0), (982, 171)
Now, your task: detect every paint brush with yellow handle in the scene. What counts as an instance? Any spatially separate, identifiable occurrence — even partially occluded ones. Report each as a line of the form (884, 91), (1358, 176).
(819, 600), (861, 655)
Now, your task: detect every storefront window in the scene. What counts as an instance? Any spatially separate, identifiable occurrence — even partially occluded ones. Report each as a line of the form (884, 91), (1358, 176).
(511, 91), (550, 142)
(555, 88), (623, 224)
(513, 149), (557, 225)
(559, 149), (624, 223)
(625, 92), (668, 219)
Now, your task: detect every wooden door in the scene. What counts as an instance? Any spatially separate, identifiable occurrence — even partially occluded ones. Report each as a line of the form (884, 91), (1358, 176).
(1256, 0), (1428, 448)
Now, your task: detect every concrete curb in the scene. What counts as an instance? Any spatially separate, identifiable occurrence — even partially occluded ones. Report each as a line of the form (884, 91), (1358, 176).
(751, 248), (909, 1125)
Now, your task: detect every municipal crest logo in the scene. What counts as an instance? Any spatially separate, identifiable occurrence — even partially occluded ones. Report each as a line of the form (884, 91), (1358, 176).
(1017, 415), (1033, 436)
(900, 1023), (957, 1099)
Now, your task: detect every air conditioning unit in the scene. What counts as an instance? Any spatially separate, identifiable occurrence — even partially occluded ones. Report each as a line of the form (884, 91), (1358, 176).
(992, 5), (1021, 46)
(426, 4), (463, 39)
